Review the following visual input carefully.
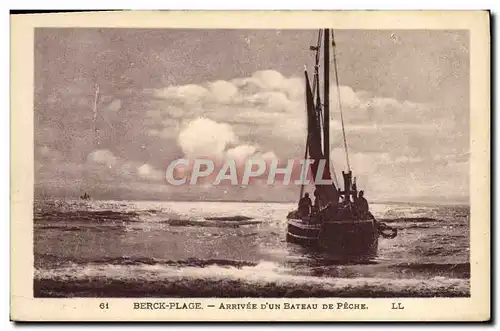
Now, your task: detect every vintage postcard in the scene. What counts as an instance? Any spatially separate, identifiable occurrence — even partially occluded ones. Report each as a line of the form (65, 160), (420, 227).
(10, 11), (490, 322)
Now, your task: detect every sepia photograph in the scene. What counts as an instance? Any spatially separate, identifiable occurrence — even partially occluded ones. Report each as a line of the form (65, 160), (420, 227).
(33, 26), (471, 298)
(10, 11), (490, 321)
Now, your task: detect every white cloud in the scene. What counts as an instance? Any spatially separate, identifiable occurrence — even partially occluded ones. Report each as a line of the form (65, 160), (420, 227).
(330, 85), (361, 109)
(244, 70), (286, 90)
(254, 151), (278, 161)
(208, 80), (238, 104)
(87, 149), (117, 167)
(154, 84), (209, 104)
(230, 70), (303, 101)
(244, 91), (292, 111)
(226, 144), (257, 162)
(137, 163), (164, 181)
(37, 146), (63, 161)
(84, 149), (165, 184)
(177, 117), (237, 158)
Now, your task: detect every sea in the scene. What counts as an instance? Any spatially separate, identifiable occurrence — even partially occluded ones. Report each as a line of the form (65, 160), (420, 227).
(34, 199), (470, 297)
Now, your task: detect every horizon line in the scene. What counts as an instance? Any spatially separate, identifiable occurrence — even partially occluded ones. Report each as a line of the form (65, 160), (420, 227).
(33, 196), (470, 206)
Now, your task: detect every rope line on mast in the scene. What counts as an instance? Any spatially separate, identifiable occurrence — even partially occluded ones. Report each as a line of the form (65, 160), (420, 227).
(314, 30), (339, 188)
(331, 30), (351, 172)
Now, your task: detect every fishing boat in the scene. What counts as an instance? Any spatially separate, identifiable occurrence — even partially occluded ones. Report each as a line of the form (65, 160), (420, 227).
(286, 29), (397, 257)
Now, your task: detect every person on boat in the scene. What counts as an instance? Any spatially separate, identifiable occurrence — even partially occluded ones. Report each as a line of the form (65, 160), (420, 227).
(352, 179), (358, 203)
(339, 194), (351, 206)
(298, 192), (312, 216)
(312, 189), (320, 213)
(355, 190), (369, 214)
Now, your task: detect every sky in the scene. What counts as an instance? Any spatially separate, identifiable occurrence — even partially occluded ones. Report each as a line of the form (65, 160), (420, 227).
(34, 28), (470, 202)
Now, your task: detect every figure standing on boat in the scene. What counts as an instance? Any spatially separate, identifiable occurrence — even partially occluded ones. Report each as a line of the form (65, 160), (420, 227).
(298, 192), (312, 217)
(312, 189), (321, 214)
(355, 190), (369, 214)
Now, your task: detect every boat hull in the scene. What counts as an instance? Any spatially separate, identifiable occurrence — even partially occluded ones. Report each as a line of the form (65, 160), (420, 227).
(286, 218), (378, 257)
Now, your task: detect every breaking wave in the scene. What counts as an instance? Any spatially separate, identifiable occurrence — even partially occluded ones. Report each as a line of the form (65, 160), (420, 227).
(34, 261), (470, 298)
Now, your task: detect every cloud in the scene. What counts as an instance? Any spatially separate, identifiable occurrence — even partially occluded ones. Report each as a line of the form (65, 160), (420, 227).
(330, 85), (361, 109)
(37, 146), (63, 161)
(208, 80), (238, 103)
(177, 117), (237, 158)
(173, 116), (279, 184)
(82, 149), (166, 185)
(225, 144), (257, 162)
(137, 163), (164, 181)
(233, 70), (286, 91)
(154, 84), (209, 105)
(257, 151), (278, 161)
(87, 149), (117, 167)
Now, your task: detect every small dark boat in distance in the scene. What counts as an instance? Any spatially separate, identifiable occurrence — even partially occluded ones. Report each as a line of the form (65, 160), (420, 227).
(80, 192), (91, 200)
(286, 29), (396, 257)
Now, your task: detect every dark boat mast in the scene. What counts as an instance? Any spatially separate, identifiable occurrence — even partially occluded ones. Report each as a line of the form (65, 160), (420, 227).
(321, 28), (355, 203)
(329, 30), (355, 201)
(323, 29), (330, 171)
(289, 29), (398, 246)
(299, 29), (339, 206)
(300, 28), (356, 206)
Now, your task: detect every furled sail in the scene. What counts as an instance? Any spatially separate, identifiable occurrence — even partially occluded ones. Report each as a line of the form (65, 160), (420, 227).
(304, 70), (323, 170)
(304, 70), (339, 207)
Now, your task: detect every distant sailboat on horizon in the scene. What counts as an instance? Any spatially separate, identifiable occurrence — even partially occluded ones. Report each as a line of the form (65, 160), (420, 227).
(80, 83), (100, 201)
(80, 192), (91, 200)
